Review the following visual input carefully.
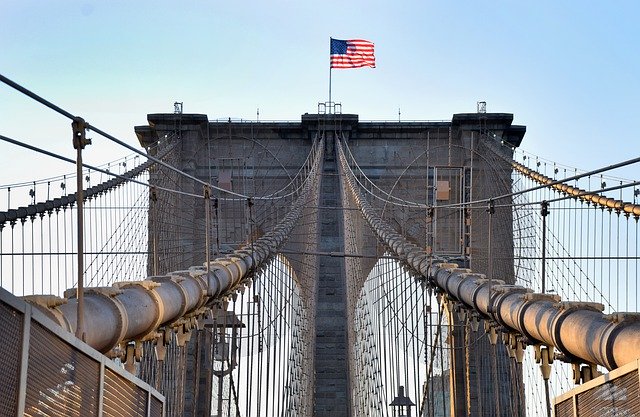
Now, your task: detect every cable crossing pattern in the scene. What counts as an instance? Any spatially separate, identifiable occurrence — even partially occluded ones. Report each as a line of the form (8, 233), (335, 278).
(1, 73), (639, 417)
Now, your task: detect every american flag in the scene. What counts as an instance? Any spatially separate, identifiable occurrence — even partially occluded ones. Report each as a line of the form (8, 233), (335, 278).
(330, 38), (375, 69)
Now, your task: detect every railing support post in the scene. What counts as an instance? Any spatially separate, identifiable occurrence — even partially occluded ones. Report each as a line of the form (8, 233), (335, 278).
(487, 199), (495, 313)
(204, 185), (211, 274)
(72, 117), (91, 341)
(541, 201), (549, 293)
(150, 186), (158, 275)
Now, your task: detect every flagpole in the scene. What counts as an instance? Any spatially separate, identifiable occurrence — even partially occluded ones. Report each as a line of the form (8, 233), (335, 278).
(329, 38), (332, 114)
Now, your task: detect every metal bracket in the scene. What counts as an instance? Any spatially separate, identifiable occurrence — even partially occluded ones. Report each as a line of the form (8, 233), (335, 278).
(534, 344), (554, 380)
(572, 362), (602, 384)
(176, 325), (191, 347)
(113, 280), (162, 291)
(155, 332), (167, 362)
(124, 343), (136, 373)
(22, 294), (67, 308)
(71, 117), (91, 149)
(84, 287), (124, 297)
(556, 301), (605, 313)
(604, 312), (640, 323)
(522, 292), (561, 303)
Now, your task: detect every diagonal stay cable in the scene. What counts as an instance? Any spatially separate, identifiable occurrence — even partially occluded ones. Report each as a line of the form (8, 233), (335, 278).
(482, 134), (640, 211)
(0, 72), (250, 199)
(0, 133), (168, 191)
(0, 134), (203, 224)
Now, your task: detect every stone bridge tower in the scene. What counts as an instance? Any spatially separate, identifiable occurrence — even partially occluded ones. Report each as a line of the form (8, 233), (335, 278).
(135, 110), (526, 416)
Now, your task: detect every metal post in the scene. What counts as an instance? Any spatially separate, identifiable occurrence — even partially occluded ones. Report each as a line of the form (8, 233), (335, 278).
(537, 346), (553, 417)
(468, 131), (475, 262)
(487, 199), (495, 312)
(541, 201), (549, 293)
(72, 117), (90, 341)
(204, 185), (211, 274)
(150, 187), (158, 276)
(427, 206), (434, 258)
(214, 198), (220, 256)
(328, 38), (333, 115)
(98, 361), (105, 417)
(216, 373), (224, 417)
(16, 304), (31, 417)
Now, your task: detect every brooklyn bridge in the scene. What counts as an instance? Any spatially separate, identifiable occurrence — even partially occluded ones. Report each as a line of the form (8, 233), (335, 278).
(1, 74), (639, 417)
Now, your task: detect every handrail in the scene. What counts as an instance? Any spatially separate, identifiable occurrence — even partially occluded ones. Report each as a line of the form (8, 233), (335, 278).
(0, 141), (177, 224)
(513, 161), (640, 218)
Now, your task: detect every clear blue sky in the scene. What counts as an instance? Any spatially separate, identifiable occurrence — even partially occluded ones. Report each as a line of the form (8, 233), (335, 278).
(1, 0), (639, 187)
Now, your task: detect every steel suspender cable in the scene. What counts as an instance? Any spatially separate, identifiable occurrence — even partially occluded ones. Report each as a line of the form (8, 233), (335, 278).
(0, 73), (253, 199)
(0, 134), (205, 203)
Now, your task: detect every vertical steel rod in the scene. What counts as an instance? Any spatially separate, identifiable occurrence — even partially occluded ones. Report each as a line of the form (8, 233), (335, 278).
(16, 304), (31, 417)
(72, 117), (90, 341)
(150, 187), (158, 276)
(541, 201), (549, 293)
(76, 144), (84, 339)
(487, 199), (495, 312)
(544, 379), (552, 417)
(204, 185), (211, 274)
(328, 38), (333, 114)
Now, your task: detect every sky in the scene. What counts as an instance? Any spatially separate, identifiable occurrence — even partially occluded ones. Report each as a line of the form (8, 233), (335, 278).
(1, 0), (639, 192)
(0, 3), (638, 408)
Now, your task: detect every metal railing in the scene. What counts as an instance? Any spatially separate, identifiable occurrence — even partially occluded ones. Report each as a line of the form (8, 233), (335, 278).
(0, 286), (164, 417)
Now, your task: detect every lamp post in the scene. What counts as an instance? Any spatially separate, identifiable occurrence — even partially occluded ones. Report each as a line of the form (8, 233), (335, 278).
(390, 385), (415, 417)
(202, 307), (245, 417)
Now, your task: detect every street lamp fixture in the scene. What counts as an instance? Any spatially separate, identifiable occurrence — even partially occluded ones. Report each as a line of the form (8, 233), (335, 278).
(390, 385), (415, 417)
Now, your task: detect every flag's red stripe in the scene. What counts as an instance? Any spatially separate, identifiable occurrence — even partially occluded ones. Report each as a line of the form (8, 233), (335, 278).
(331, 61), (375, 68)
(347, 39), (374, 46)
(331, 61), (375, 64)
(330, 59), (375, 63)
(330, 38), (375, 69)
